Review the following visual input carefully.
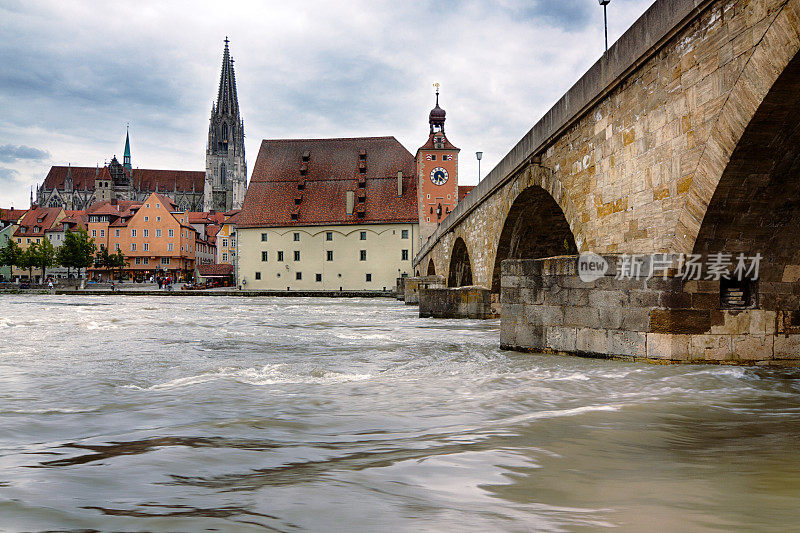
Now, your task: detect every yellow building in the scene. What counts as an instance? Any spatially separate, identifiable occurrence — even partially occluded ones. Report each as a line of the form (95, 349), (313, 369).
(236, 137), (419, 291)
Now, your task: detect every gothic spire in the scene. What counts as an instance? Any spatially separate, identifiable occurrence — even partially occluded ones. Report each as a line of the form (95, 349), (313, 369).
(216, 37), (239, 117)
(123, 126), (131, 171)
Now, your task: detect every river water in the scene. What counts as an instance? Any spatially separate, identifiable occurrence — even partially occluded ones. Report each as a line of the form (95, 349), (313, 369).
(1, 295), (799, 531)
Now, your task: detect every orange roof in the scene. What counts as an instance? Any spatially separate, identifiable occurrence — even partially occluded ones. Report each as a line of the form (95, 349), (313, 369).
(13, 206), (62, 237)
(0, 208), (28, 224)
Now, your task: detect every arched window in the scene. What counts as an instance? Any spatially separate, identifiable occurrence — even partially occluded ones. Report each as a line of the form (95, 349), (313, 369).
(48, 196), (62, 208)
(222, 123), (228, 142)
(220, 162), (226, 187)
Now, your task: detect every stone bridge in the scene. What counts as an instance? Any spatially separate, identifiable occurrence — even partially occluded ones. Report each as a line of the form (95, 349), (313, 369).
(413, 0), (800, 364)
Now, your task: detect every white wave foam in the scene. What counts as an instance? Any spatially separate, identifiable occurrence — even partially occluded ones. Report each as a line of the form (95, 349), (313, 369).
(85, 320), (118, 331)
(130, 364), (372, 391)
(495, 404), (622, 427)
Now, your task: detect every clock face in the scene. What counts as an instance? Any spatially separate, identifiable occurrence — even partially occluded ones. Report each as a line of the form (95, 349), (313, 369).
(430, 167), (449, 186)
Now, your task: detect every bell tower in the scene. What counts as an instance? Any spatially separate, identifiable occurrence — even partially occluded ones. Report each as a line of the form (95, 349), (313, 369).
(204, 37), (247, 212)
(416, 84), (459, 244)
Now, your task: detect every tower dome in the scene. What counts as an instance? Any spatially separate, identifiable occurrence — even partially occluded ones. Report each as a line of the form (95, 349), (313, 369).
(429, 85), (446, 133)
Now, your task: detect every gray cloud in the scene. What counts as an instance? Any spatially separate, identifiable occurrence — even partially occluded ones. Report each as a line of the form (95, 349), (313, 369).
(0, 167), (19, 183)
(0, 145), (50, 162)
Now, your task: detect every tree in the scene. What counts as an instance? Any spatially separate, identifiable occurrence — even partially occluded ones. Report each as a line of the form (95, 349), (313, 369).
(33, 237), (56, 280)
(20, 242), (38, 281)
(95, 244), (111, 280)
(110, 249), (128, 280)
(57, 229), (96, 280)
(0, 238), (22, 273)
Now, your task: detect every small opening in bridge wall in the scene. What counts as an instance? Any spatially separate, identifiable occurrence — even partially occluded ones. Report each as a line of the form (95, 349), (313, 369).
(720, 277), (758, 310)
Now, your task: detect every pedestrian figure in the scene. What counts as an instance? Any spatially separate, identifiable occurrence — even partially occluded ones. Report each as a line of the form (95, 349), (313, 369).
(157, 277), (163, 289)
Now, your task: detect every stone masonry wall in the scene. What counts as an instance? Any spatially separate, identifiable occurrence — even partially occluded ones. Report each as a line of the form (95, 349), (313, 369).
(501, 256), (800, 364)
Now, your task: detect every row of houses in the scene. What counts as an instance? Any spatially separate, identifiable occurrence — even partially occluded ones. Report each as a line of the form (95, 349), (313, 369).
(0, 193), (239, 283)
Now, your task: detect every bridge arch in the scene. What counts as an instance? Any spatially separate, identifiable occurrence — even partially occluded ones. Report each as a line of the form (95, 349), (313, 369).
(448, 237), (473, 287)
(692, 50), (800, 296)
(676, 3), (800, 254)
(490, 185), (577, 293)
(426, 258), (436, 276)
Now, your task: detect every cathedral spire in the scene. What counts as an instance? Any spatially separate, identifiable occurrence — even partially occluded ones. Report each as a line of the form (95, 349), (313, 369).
(123, 126), (131, 171)
(216, 37), (239, 116)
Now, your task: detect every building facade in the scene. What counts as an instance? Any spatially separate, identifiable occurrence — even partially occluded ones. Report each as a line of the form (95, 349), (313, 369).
(236, 136), (419, 290)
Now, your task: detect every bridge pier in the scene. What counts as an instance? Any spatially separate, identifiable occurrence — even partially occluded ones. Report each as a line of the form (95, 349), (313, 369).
(501, 256), (800, 365)
(419, 286), (495, 319)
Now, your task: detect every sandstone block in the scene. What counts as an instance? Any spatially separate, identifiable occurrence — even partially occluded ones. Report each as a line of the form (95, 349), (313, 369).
(651, 309), (711, 334)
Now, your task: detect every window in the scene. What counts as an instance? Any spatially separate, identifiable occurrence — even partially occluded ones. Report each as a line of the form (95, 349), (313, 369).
(143, 229), (149, 238)
(360, 231), (366, 240)
(91, 230), (96, 237)
(261, 233), (268, 242)
(222, 253), (228, 261)
(296, 272), (302, 280)
(293, 232), (300, 241)
(100, 229), (105, 237)
(255, 272), (261, 280)
(115, 243), (120, 251)
(222, 239), (228, 247)
(157, 216), (161, 222)
(131, 243), (136, 251)
(144, 216), (149, 222)
(315, 273), (322, 282)
(156, 204), (160, 209)
(161, 257), (170, 265)
(293, 250), (300, 261)
(168, 243), (173, 251)
(326, 232), (333, 241)
(135, 257), (141, 265)
(115, 229), (120, 237)
(145, 204), (150, 208)
(231, 239), (236, 248)
(261, 251), (268, 262)
(326, 250), (333, 261)
(131, 229), (137, 237)
(360, 250), (367, 261)
(156, 229), (161, 237)
(143, 257), (149, 265)
(168, 229), (174, 237)
(366, 273), (372, 282)
(401, 229), (409, 239)
(144, 243), (149, 252)
(277, 251), (284, 261)
(402, 249), (409, 260)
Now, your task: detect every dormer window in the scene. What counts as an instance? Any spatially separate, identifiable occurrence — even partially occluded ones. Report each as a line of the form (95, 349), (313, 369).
(302, 151), (310, 162)
(34, 226), (40, 233)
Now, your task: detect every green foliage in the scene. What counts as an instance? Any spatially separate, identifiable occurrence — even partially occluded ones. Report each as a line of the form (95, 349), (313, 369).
(20, 241), (38, 279)
(0, 238), (22, 268)
(57, 228), (96, 277)
(35, 237), (56, 279)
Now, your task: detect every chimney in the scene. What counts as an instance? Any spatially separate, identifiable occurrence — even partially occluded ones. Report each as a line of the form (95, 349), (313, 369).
(346, 190), (355, 215)
(397, 171), (403, 197)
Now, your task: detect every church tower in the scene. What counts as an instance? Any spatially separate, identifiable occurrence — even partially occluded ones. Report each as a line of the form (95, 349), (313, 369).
(416, 84), (460, 244)
(204, 38), (247, 212)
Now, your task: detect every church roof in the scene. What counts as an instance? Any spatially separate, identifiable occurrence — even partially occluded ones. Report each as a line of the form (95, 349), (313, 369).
(237, 136), (418, 228)
(42, 166), (205, 193)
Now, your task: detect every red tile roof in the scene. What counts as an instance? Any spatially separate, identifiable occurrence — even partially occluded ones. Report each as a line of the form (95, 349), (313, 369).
(197, 263), (233, 277)
(42, 166), (205, 192)
(13, 206), (62, 237)
(0, 208), (28, 224)
(239, 136), (418, 228)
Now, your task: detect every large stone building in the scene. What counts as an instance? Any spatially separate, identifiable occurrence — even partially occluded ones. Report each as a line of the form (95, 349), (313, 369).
(235, 92), (471, 291)
(36, 39), (247, 213)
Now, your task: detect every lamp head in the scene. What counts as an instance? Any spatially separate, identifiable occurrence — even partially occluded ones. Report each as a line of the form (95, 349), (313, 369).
(599, 0), (610, 5)
(476, 151), (483, 160)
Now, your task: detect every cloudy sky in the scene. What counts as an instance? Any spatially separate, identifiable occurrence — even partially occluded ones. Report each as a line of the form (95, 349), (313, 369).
(0, 0), (654, 209)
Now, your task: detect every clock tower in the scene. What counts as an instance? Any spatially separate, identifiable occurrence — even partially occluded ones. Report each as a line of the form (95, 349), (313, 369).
(416, 85), (460, 244)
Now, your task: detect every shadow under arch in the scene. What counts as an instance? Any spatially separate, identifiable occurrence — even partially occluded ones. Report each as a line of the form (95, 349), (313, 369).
(427, 259), (436, 276)
(491, 185), (577, 293)
(448, 237), (473, 287)
(692, 51), (800, 303)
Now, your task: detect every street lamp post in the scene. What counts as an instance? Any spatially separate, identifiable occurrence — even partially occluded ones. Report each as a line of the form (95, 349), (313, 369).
(599, 0), (610, 53)
(476, 151), (483, 182)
